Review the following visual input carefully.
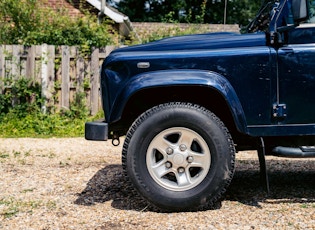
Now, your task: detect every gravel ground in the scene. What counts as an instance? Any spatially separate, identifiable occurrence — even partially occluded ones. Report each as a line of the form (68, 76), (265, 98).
(0, 138), (314, 230)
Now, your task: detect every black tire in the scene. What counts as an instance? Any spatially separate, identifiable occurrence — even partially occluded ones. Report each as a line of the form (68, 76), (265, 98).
(122, 102), (235, 212)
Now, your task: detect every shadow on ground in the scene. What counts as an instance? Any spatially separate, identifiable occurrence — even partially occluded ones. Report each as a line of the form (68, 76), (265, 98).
(74, 158), (315, 211)
(226, 158), (315, 207)
(74, 164), (150, 211)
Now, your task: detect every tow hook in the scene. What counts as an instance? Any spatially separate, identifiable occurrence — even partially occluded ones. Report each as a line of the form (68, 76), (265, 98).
(112, 136), (120, 146)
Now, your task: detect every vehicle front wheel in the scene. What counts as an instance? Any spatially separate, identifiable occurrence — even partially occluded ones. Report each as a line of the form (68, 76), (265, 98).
(122, 102), (235, 212)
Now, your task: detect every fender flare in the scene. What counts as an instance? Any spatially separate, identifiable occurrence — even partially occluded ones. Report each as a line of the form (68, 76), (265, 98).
(109, 69), (248, 134)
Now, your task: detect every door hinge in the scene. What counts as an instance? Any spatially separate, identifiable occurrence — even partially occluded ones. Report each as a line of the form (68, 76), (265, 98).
(272, 103), (287, 118)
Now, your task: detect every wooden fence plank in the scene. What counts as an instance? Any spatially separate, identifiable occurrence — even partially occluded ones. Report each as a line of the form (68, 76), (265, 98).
(3, 45), (11, 78)
(34, 45), (43, 82)
(90, 47), (100, 115)
(41, 44), (48, 113)
(47, 45), (55, 111)
(61, 45), (70, 110)
(12, 45), (20, 77)
(76, 47), (84, 94)
(0, 44), (115, 114)
(0, 45), (4, 79)
(26, 46), (35, 78)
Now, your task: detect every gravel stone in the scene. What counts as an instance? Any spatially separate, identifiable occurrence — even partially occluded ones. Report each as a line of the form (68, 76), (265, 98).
(0, 138), (314, 229)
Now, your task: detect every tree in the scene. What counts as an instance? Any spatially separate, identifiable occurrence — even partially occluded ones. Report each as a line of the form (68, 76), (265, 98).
(149, 0), (186, 22)
(224, 0), (262, 26)
(117, 0), (148, 21)
(116, 0), (261, 27)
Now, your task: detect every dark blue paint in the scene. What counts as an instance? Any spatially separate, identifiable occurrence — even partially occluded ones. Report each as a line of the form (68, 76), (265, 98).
(108, 70), (248, 134)
(109, 32), (266, 53)
(102, 34), (273, 128)
(98, 0), (315, 141)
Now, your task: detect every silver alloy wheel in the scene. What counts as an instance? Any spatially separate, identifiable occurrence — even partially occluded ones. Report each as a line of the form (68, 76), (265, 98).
(146, 127), (211, 191)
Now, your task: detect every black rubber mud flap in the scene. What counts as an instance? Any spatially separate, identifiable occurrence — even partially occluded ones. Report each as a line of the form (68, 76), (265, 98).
(257, 137), (270, 194)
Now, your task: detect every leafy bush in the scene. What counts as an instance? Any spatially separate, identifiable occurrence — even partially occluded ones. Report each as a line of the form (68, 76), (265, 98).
(0, 0), (115, 50)
(0, 78), (43, 118)
(0, 77), (97, 137)
(0, 112), (89, 137)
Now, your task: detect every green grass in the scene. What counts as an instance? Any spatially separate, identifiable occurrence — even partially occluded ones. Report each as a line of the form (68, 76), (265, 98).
(0, 151), (10, 159)
(0, 74), (104, 138)
(0, 110), (103, 138)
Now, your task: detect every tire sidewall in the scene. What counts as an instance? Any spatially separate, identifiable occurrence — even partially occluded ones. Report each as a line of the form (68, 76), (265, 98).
(125, 103), (234, 210)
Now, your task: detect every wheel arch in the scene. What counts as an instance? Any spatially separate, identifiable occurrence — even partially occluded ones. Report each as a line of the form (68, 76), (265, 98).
(109, 70), (248, 137)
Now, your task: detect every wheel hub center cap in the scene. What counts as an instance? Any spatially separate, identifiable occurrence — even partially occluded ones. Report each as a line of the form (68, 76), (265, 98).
(173, 154), (185, 165)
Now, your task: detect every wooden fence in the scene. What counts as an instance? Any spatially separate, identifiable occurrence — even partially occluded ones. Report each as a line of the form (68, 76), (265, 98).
(0, 45), (116, 115)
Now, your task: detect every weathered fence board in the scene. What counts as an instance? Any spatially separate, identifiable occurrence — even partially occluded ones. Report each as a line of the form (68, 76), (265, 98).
(0, 44), (116, 115)
(90, 48), (100, 116)
(61, 45), (70, 110)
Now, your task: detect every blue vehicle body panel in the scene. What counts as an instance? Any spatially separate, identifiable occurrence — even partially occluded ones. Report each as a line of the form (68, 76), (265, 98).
(278, 26), (315, 124)
(101, 33), (274, 134)
(109, 32), (266, 53)
(101, 27), (315, 137)
(108, 70), (248, 134)
(88, 0), (315, 147)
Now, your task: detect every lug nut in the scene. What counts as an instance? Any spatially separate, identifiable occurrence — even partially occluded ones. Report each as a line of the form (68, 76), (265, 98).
(166, 147), (173, 155)
(187, 156), (194, 163)
(179, 144), (187, 151)
(178, 167), (185, 173)
(165, 162), (172, 168)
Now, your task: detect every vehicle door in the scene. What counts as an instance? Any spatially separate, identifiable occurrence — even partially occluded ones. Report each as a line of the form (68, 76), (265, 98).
(276, 23), (315, 128)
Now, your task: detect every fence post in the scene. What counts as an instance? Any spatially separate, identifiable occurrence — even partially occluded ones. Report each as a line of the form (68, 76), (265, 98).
(41, 44), (48, 113)
(61, 45), (70, 110)
(90, 47), (99, 115)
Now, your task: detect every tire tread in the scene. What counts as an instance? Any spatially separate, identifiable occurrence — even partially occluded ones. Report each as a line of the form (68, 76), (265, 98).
(122, 102), (235, 212)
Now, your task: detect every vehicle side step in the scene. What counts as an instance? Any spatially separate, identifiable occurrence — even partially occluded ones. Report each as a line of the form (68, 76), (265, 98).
(272, 146), (315, 158)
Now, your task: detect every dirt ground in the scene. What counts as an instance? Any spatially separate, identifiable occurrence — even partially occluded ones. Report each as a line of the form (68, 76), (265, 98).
(0, 138), (314, 229)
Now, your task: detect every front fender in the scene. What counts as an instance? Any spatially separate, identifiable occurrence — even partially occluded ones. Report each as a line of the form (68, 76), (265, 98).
(109, 69), (248, 134)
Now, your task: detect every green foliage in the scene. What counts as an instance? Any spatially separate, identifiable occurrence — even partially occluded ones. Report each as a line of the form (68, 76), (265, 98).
(0, 77), (98, 138)
(162, 11), (179, 23)
(0, 112), (87, 137)
(116, 0), (261, 27)
(195, 0), (207, 24)
(0, 77), (42, 117)
(117, 0), (148, 22)
(0, 0), (115, 50)
(62, 92), (89, 120)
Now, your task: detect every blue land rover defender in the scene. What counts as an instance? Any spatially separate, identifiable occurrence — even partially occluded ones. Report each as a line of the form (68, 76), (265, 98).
(85, 0), (314, 211)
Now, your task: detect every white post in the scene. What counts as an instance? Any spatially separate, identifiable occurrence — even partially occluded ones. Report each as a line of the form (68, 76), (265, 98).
(224, 0), (228, 25)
